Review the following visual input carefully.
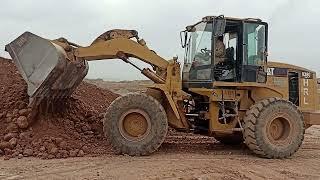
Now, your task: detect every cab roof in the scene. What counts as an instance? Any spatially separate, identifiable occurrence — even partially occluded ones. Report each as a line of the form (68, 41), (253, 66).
(202, 15), (263, 23)
(186, 15), (267, 31)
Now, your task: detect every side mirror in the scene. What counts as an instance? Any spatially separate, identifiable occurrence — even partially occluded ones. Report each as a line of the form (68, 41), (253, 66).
(180, 30), (188, 48)
(213, 15), (226, 36)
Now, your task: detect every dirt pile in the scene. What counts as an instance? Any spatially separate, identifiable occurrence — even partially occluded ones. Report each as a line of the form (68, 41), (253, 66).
(0, 57), (119, 159)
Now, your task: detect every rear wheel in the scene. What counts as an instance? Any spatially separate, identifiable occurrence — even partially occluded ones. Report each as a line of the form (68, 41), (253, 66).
(104, 93), (168, 156)
(243, 98), (304, 158)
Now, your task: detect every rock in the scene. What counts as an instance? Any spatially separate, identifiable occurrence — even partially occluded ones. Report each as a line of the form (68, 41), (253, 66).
(75, 124), (82, 133)
(12, 118), (18, 123)
(45, 143), (56, 152)
(85, 110), (94, 118)
(68, 120), (75, 127)
(72, 132), (81, 140)
(4, 148), (13, 155)
(69, 149), (79, 157)
(81, 124), (91, 132)
(98, 113), (105, 119)
(58, 141), (67, 149)
(0, 149), (3, 155)
(18, 101), (27, 109)
(13, 109), (19, 115)
(87, 116), (96, 123)
(55, 137), (63, 144)
(18, 109), (29, 116)
(0, 142), (12, 150)
(18, 154), (23, 159)
(11, 151), (19, 158)
(9, 138), (17, 147)
(15, 144), (22, 152)
(5, 117), (12, 123)
(17, 116), (28, 129)
(55, 153), (62, 159)
(59, 150), (69, 158)
(84, 131), (94, 135)
(23, 149), (33, 157)
(6, 113), (13, 118)
(39, 146), (46, 152)
(47, 154), (55, 159)
(77, 150), (85, 157)
(41, 153), (48, 159)
(49, 147), (58, 155)
(19, 132), (31, 140)
(81, 145), (89, 153)
(4, 156), (10, 160)
(91, 123), (100, 132)
(5, 123), (19, 133)
(4, 133), (18, 141)
(31, 139), (42, 149)
(0, 112), (5, 119)
(15, 114), (20, 118)
(78, 115), (84, 121)
(33, 152), (38, 157)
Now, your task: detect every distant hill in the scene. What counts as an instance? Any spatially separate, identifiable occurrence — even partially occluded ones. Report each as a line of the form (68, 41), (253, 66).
(85, 79), (152, 95)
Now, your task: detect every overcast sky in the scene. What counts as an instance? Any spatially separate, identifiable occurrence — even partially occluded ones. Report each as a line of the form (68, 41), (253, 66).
(1, 0), (319, 80)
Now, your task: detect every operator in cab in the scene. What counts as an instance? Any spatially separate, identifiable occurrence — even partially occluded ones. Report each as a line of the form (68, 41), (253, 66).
(193, 35), (226, 66)
(214, 36), (226, 65)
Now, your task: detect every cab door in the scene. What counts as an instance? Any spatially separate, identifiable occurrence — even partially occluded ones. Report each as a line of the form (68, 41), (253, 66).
(182, 22), (214, 88)
(242, 22), (268, 83)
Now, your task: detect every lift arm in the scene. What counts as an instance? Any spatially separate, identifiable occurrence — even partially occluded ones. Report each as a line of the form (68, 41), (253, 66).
(52, 29), (169, 84)
(54, 29), (168, 69)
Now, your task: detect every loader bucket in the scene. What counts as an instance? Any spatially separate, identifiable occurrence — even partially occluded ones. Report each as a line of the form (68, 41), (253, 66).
(5, 32), (89, 105)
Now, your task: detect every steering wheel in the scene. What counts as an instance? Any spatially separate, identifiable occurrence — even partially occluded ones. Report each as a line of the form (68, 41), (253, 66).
(200, 48), (211, 54)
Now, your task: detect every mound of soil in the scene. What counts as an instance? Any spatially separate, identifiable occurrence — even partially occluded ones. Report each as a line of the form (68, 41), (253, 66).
(0, 57), (119, 159)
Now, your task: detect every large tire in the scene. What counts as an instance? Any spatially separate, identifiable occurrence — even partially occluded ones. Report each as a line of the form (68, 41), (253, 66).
(243, 97), (305, 159)
(104, 93), (168, 156)
(214, 132), (243, 145)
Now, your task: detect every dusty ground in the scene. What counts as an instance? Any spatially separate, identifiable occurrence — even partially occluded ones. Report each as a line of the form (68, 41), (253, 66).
(0, 125), (319, 180)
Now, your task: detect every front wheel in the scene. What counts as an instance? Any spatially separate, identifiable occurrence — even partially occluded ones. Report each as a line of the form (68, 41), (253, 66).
(104, 93), (168, 156)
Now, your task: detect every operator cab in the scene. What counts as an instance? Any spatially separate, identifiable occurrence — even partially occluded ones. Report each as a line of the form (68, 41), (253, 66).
(181, 15), (268, 88)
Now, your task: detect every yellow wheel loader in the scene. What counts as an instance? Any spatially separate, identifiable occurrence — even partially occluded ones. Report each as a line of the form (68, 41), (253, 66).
(5, 15), (320, 158)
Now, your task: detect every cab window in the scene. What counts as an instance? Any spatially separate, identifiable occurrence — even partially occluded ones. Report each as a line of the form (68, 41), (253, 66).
(244, 23), (266, 66)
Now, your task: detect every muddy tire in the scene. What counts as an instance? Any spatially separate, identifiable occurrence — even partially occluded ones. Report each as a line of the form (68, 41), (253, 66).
(243, 97), (305, 158)
(214, 132), (243, 145)
(104, 93), (168, 156)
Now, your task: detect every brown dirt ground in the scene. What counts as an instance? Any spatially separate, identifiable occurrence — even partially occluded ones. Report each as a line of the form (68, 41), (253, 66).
(0, 126), (319, 180)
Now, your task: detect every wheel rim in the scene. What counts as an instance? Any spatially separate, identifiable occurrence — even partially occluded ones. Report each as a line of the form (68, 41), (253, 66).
(119, 109), (151, 142)
(266, 114), (292, 145)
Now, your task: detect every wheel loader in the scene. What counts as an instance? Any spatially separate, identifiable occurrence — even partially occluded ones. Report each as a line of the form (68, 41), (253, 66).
(5, 15), (320, 158)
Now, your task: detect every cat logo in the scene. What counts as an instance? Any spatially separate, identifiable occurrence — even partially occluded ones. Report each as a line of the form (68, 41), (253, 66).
(267, 67), (287, 76)
(267, 68), (274, 75)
